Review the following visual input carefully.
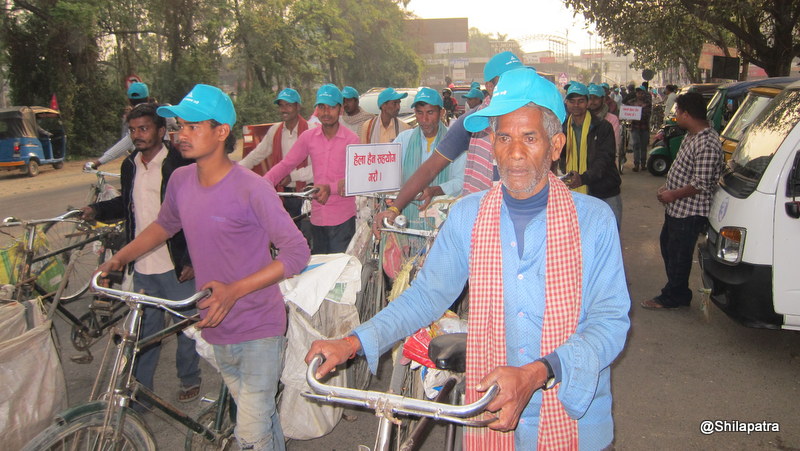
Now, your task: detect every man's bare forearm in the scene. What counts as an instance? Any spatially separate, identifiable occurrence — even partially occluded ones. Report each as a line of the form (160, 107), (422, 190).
(393, 152), (450, 210)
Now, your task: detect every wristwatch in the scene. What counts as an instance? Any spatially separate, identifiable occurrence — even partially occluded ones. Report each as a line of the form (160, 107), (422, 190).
(536, 358), (556, 390)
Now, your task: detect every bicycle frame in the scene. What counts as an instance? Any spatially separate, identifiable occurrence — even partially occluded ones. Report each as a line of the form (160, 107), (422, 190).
(70, 274), (233, 446)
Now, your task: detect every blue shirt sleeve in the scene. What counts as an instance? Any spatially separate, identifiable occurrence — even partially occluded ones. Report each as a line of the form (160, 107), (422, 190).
(436, 109), (474, 161)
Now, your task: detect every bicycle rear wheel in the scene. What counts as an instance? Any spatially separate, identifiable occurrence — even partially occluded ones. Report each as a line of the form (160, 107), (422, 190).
(22, 409), (155, 451)
(349, 259), (385, 390)
(41, 212), (108, 302)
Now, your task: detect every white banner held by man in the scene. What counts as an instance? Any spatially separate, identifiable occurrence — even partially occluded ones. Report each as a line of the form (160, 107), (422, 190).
(345, 143), (402, 195)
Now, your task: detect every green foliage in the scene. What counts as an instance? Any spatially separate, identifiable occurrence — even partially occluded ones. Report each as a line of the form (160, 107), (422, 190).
(565, 0), (800, 78)
(2, 0), (424, 150)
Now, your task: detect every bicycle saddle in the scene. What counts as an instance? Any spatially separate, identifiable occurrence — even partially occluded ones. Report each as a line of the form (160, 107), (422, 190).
(428, 333), (467, 373)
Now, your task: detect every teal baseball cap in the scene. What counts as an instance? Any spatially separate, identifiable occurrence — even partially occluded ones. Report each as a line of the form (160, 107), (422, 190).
(275, 88), (301, 105)
(470, 81), (481, 90)
(315, 84), (343, 106)
(464, 88), (485, 100)
(412, 87), (443, 108)
(157, 84), (236, 127)
(342, 86), (359, 99)
(600, 82), (610, 90)
(463, 67), (566, 133)
(483, 51), (524, 82)
(127, 82), (149, 100)
(588, 84), (605, 97)
(378, 87), (408, 107)
(566, 81), (589, 98)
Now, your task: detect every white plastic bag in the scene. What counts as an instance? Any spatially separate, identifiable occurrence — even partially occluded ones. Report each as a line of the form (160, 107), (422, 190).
(0, 300), (66, 450)
(279, 300), (359, 440)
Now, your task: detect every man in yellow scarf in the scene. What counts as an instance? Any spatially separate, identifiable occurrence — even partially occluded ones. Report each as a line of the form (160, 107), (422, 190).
(560, 81), (623, 230)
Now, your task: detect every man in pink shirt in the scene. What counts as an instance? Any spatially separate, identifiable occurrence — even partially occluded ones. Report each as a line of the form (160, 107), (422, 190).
(265, 84), (360, 254)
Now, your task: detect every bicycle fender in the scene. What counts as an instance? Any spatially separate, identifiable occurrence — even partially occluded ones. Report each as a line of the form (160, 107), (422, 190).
(50, 401), (142, 425)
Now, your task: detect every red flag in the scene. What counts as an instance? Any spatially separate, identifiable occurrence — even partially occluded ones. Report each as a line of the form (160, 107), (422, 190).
(50, 94), (59, 110)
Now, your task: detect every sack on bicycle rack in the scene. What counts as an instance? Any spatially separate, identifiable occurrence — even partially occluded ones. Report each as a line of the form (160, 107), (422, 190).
(0, 299), (67, 450)
(279, 300), (359, 440)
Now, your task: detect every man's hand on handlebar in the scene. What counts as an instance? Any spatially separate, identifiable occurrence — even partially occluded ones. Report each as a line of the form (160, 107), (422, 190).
(417, 186), (444, 210)
(80, 206), (96, 221)
(95, 257), (127, 288)
(476, 362), (548, 432)
(372, 209), (398, 238)
(314, 184), (331, 205)
(195, 280), (238, 329)
(305, 337), (360, 379)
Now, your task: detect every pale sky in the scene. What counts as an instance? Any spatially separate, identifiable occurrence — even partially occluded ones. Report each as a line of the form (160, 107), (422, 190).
(403, 0), (599, 55)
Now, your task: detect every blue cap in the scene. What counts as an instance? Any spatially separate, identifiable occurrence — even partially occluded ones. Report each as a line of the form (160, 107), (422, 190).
(157, 84), (236, 127)
(274, 88), (301, 105)
(483, 51), (524, 82)
(587, 84), (605, 97)
(600, 82), (610, 90)
(342, 86), (359, 99)
(378, 87), (408, 107)
(315, 84), (343, 106)
(127, 82), (149, 100)
(635, 85), (646, 91)
(470, 81), (481, 90)
(463, 88), (485, 100)
(412, 87), (443, 108)
(464, 68), (566, 133)
(566, 81), (589, 98)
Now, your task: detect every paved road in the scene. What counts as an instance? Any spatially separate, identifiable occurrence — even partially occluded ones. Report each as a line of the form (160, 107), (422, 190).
(4, 159), (799, 450)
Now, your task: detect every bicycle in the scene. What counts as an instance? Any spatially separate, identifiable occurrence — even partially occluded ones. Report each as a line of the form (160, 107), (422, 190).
(305, 343), (499, 451)
(81, 165), (122, 204)
(23, 272), (236, 451)
(0, 213), (127, 359)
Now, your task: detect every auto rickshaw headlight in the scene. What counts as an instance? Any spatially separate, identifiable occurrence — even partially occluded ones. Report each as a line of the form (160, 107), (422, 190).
(716, 226), (746, 264)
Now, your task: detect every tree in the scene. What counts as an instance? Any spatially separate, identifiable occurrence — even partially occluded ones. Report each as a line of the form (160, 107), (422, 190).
(565, 0), (800, 78)
(678, 0), (800, 77)
(2, 0), (119, 156)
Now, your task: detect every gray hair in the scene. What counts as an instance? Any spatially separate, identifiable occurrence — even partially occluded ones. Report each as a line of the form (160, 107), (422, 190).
(489, 103), (562, 139)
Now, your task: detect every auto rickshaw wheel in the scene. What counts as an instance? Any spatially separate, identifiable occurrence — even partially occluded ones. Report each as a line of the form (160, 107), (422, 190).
(647, 155), (670, 176)
(53, 161), (64, 170)
(26, 160), (40, 177)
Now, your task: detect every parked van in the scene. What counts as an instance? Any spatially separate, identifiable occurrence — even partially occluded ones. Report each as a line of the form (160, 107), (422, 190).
(719, 78), (799, 160)
(698, 80), (800, 330)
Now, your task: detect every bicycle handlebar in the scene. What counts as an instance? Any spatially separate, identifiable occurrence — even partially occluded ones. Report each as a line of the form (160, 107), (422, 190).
(380, 215), (436, 238)
(83, 166), (121, 178)
(90, 272), (211, 309)
(276, 186), (319, 199)
(1, 210), (86, 228)
(303, 354), (499, 427)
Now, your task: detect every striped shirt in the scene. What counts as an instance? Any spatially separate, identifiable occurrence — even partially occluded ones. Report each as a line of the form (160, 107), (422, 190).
(665, 127), (723, 218)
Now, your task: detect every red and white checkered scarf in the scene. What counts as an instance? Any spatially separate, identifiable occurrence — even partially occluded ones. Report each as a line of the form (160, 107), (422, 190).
(465, 172), (582, 450)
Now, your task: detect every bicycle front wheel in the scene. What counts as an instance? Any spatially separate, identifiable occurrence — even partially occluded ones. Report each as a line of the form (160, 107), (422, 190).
(41, 212), (107, 303)
(22, 409), (155, 451)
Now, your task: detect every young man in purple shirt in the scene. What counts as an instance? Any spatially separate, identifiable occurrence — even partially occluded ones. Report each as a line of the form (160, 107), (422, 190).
(266, 84), (360, 254)
(100, 84), (310, 451)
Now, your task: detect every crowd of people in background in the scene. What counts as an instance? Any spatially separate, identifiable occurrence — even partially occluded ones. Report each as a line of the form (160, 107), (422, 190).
(88, 51), (720, 450)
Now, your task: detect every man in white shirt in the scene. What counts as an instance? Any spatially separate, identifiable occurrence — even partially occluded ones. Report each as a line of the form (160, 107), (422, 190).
(81, 103), (200, 405)
(340, 86), (375, 134)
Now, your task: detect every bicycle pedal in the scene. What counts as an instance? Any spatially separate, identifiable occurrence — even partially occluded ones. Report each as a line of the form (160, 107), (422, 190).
(70, 353), (94, 364)
(91, 298), (113, 311)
